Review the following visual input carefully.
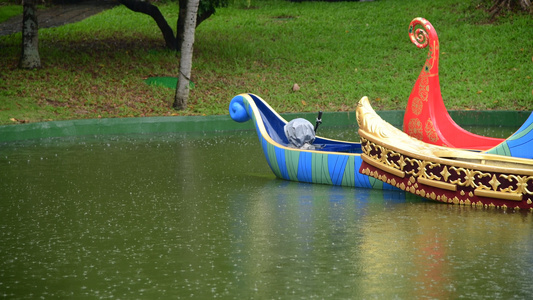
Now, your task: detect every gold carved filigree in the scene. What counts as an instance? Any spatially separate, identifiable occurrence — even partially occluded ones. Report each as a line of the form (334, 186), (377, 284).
(449, 167), (482, 188)
(440, 166), (451, 182)
(488, 175), (501, 191)
(500, 175), (533, 194)
(407, 118), (423, 140)
(422, 162), (441, 180)
(425, 118), (439, 143)
(357, 96), (533, 207)
(418, 76), (430, 100)
(361, 130), (533, 199)
(411, 98), (423, 116)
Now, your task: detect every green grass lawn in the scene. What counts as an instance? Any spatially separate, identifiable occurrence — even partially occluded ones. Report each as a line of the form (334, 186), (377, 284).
(0, 4), (21, 23)
(0, 0), (532, 124)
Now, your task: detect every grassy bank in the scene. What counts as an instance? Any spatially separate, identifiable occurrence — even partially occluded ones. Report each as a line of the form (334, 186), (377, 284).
(0, 0), (532, 124)
(0, 4), (22, 23)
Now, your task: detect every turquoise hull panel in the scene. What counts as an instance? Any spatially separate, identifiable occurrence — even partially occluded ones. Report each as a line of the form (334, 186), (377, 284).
(485, 112), (533, 159)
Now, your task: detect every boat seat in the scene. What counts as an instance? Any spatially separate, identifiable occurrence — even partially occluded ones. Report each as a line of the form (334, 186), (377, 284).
(317, 143), (361, 153)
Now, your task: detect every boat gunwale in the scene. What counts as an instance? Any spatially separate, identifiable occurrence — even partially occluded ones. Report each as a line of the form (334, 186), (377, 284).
(241, 93), (363, 156)
(358, 130), (533, 176)
(357, 96), (533, 176)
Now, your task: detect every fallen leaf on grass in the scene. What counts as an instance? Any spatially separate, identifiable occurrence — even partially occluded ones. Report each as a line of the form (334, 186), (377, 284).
(10, 118), (28, 123)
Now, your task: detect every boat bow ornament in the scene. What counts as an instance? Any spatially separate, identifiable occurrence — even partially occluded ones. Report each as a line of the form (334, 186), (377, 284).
(404, 18), (505, 150)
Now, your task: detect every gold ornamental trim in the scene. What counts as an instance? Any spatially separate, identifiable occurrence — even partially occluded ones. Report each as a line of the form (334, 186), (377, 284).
(361, 135), (531, 199)
(356, 96), (533, 209)
(474, 189), (523, 201)
(417, 177), (457, 192)
(361, 153), (405, 178)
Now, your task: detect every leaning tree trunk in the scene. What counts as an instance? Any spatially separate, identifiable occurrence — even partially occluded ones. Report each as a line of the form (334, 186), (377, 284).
(19, 0), (41, 69)
(119, 0), (215, 51)
(173, 0), (200, 110)
(118, 0), (177, 50)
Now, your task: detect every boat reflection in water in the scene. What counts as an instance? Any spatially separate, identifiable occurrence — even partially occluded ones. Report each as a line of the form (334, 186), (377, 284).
(228, 178), (533, 299)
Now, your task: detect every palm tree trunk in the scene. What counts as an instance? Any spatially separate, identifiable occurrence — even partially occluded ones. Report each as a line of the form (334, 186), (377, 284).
(173, 0), (200, 110)
(19, 0), (41, 69)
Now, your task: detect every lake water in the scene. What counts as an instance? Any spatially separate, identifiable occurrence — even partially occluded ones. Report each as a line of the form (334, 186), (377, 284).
(1, 127), (532, 299)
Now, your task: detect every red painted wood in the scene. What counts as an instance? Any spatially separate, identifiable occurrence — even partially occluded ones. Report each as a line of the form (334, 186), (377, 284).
(403, 18), (504, 150)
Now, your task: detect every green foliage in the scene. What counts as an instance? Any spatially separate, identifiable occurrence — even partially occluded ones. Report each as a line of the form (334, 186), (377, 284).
(0, 0), (532, 124)
(199, 0), (228, 15)
(0, 4), (22, 23)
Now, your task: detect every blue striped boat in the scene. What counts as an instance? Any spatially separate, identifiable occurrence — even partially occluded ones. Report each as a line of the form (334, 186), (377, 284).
(229, 93), (398, 190)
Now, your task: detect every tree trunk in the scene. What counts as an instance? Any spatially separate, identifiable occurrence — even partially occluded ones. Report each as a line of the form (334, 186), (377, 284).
(490, 0), (532, 17)
(19, 0), (41, 69)
(118, 0), (177, 50)
(520, 0), (532, 10)
(176, 0), (215, 51)
(176, 0), (188, 51)
(173, 0), (200, 110)
(119, 0), (216, 51)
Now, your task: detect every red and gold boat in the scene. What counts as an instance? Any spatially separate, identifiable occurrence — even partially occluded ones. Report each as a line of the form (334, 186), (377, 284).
(357, 97), (533, 211)
(404, 18), (505, 150)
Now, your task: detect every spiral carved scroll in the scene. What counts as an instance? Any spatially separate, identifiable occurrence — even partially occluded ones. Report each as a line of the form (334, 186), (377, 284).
(229, 95), (251, 123)
(408, 18), (432, 49)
